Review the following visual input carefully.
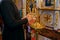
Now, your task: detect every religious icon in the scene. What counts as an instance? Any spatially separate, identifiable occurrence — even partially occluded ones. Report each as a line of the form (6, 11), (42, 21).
(45, 0), (52, 6)
(40, 11), (53, 26)
(40, 0), (55, 9)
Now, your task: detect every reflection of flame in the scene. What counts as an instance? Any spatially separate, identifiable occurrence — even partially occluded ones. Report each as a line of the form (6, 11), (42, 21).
(30, 22), (45, 29)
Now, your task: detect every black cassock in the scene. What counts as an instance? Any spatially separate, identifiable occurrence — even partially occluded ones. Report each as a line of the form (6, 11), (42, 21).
(0, 0), (28, 40)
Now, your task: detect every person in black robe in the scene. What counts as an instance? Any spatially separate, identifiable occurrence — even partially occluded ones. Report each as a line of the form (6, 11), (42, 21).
(0, 0), (34, 40)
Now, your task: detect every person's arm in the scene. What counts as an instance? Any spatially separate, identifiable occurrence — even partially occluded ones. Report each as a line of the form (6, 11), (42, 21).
(0, 1), (28, 29)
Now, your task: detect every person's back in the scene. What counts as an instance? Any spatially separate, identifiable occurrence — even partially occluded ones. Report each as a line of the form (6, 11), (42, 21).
(0, 0), (28, 40)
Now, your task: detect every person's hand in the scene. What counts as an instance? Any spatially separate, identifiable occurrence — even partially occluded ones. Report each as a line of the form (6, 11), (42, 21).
(21, 13), (36, 25)
(26, 13), (36, 25)
(21, 13), (32, 21)
(21, 16), (27, 19)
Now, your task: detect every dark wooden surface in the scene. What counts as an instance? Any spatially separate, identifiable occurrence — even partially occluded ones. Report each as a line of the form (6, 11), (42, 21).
(0, 35), (2, 40)
(0, 16), (2, 40)
(37, 28), (60, 40)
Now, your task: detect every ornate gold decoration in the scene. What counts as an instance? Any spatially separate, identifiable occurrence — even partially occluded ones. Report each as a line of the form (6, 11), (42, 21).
(40, 11), (53, 26)
(30, 22), (45, 29)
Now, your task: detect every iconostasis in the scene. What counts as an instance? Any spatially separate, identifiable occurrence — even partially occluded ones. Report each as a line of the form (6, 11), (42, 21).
(39, 10), (60, 30)
(13, 0), (60, 30)
(38, 0), (60, 30)
(26, 0), (60, 30)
